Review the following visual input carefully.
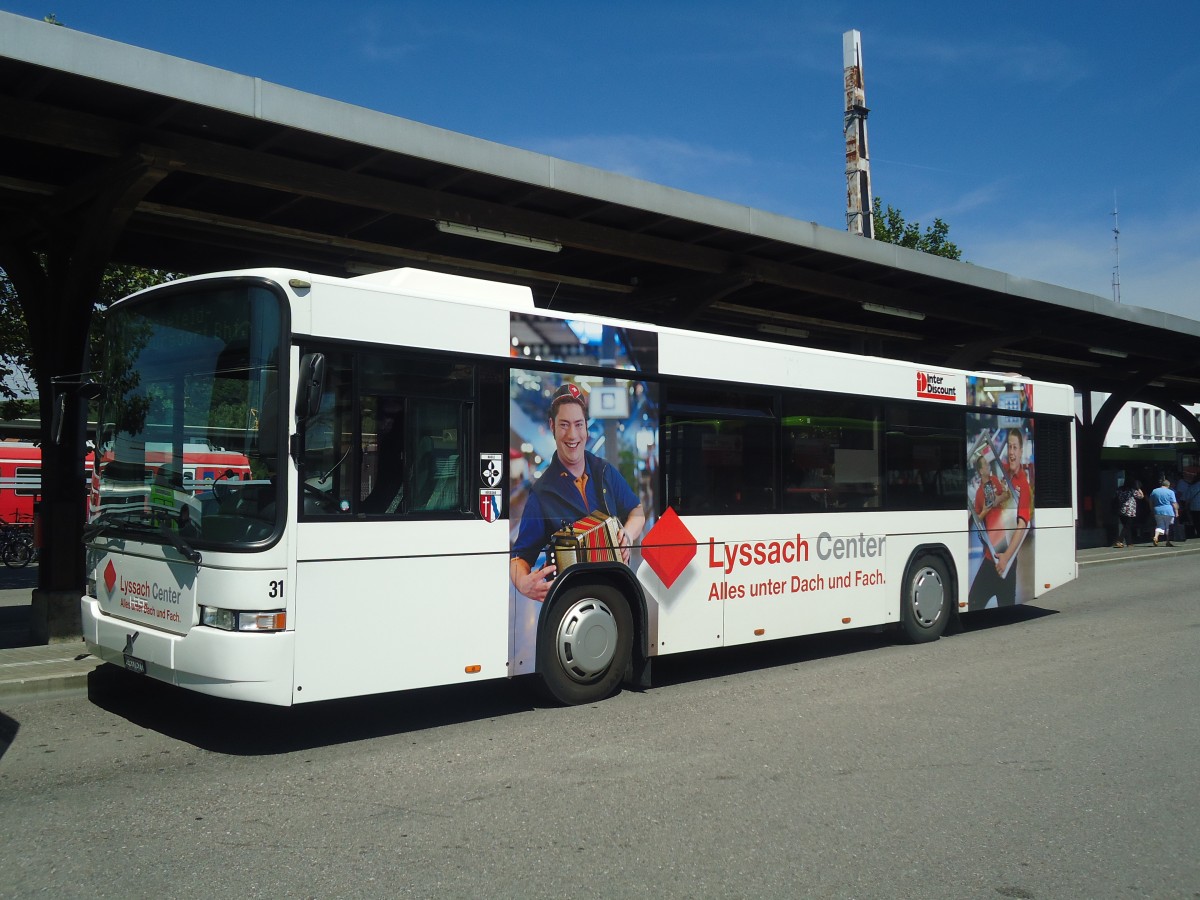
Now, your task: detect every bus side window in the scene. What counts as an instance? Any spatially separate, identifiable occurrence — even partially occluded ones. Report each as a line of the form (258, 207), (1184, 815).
(408, 399), (464, 512)
(883, 402), (963, 511)
(361, 397), (406, 515)
(783, 394), (881, 512)
(299, 349), (354, 517)
(299, 347), (474, 518)
(663, 415), (775, 515)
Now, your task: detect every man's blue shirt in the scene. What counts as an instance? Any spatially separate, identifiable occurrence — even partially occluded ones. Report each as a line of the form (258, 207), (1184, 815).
(511, 450), (640, 566)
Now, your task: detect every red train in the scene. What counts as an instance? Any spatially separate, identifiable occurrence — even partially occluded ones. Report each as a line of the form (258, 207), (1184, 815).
(0, 440), (251, 523)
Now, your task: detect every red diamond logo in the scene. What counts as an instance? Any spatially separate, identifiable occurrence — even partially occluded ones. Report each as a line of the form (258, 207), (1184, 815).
(103, 560), (117, 595)
(640, 507), (696, 589)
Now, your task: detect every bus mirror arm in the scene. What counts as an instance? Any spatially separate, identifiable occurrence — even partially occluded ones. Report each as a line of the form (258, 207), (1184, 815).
(51, 394), (67, 446)
(290, 352), (325, 466)
(295, 352), (326, 422)
(50, 376), (104, 446)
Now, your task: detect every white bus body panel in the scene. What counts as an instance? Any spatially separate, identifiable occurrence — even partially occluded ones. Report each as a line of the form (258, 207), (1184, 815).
(348, 268), (535, 308)
(658, 331), (965, 404)
(292, 520), (510, 703)
(1031, 382), (1075, 417)
(1031, 506), (1078, 596)
(640, 510), (967, 655)
(293, 280), (512, 359)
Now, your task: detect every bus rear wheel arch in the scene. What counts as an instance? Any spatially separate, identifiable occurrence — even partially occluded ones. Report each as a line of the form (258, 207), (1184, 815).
(899, 551), (953, 644)
(537, 582), (633, 705)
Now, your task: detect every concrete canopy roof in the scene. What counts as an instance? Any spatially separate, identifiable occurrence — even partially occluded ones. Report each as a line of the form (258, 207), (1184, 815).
(3, 10), (1200, 406)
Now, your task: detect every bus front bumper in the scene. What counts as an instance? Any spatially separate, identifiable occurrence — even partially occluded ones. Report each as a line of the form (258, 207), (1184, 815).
(82, 596), (296, 706)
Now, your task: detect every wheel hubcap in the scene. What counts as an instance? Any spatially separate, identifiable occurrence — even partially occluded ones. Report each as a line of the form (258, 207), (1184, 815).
(911, 566), (946, 626)
(555, 597), (618, 682)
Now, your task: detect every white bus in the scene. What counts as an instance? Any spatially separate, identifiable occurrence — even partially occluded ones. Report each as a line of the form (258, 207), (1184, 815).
(82, 267), (1078, 706)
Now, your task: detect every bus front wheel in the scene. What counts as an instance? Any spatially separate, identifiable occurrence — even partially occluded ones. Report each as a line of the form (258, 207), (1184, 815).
(899, 555), (951, 643)
(538, 584), (633, 705)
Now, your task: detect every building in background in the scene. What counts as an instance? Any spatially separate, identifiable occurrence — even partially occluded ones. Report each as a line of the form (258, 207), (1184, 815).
(1088, 393), (1200, 449)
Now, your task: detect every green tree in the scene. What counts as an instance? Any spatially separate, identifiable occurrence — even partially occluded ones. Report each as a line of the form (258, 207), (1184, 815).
(0, 261), (176, 412)
(871, 197), (962, 260)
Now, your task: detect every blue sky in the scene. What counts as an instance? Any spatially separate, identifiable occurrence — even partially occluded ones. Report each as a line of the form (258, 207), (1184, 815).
(6, 1), (1198, 320)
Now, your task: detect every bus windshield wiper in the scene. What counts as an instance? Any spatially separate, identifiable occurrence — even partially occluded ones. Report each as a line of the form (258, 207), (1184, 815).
(159, 521), (202, 566)
(85, 511), (202, 565)
(83, 511), (159, 542)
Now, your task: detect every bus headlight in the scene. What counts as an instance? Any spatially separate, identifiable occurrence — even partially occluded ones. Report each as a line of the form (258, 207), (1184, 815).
(200, 607), (286, 632)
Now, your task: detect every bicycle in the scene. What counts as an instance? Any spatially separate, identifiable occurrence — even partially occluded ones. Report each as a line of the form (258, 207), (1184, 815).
(0, 518), (36, 569)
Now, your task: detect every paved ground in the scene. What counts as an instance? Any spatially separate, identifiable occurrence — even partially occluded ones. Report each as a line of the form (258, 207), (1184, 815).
(0, 561), (37, 648)
(0, 564), (106, 699)
(4, 549), (1197, 899)
(1, 542), (1197, 703)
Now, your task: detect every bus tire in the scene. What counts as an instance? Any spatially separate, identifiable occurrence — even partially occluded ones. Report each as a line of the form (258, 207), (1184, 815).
(899, 554), (951, 643)
(538, 583), (633, 705)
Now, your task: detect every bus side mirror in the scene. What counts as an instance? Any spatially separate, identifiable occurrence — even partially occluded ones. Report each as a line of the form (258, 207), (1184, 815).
(295, 352), (325, 422)
(52, 394), (67, 446)
(51, 379), (104, 446)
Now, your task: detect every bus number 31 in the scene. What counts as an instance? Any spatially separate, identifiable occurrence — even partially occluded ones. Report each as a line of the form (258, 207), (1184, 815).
(268, 579), (284, 599)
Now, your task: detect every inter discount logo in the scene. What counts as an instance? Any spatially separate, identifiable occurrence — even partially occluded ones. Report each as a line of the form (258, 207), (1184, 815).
(916, 371), (958, 402)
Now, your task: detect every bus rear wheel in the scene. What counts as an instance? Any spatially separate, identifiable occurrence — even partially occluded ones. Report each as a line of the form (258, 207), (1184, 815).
(900, 554), (951, 643)
(538, 584), (632, 705)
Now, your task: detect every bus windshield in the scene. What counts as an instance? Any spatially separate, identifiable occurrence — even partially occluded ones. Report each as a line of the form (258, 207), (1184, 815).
(92, 280), (285, 549)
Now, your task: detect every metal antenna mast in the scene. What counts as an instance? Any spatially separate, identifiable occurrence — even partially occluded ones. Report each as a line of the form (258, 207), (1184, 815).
(843, 30), (873, 238)
(1111, 194), (1122, 303)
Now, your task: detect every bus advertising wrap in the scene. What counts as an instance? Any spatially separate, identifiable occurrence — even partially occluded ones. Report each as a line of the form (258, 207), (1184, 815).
(508, 367), (658, 670)
(966, 377), (1035, 609)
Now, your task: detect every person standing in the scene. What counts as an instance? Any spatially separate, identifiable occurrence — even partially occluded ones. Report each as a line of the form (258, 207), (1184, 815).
(1183, 469), (1200, 539)
(1149, 477), (1179, 547)
(1112, 479), (1143, 548)
(1174, 471), (1190, 512)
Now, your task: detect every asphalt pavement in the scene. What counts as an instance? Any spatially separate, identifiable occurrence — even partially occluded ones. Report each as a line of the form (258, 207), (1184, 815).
(1, 541), (1198, 703)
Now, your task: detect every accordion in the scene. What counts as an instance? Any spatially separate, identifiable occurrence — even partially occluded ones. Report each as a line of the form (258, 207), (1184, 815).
(551, 511), (623, 571)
